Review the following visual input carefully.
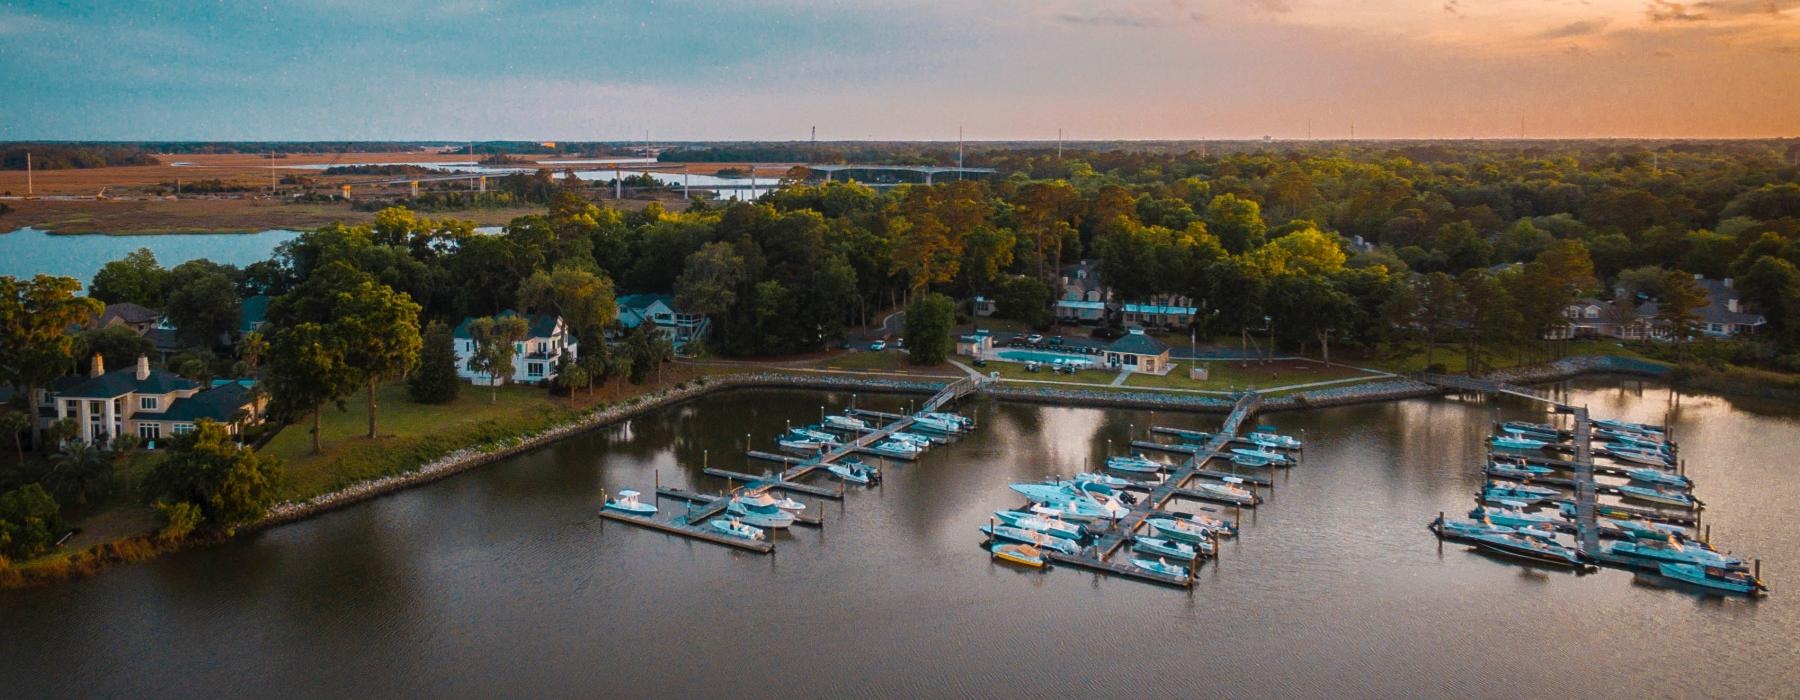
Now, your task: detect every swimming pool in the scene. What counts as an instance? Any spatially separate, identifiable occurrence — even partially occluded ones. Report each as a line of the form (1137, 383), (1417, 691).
(995, 349), (1095, 364)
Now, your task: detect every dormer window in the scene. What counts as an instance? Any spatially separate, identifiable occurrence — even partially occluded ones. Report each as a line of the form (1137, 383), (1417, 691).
(139, 396), (159, 411)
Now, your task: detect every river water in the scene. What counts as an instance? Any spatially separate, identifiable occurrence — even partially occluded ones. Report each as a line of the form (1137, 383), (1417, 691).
(2, 379), (1795, 698)
(0, 228), (299, 284)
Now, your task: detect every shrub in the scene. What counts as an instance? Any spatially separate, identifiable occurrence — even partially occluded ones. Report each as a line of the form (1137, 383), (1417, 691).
(0, 484), (66, 560)
(153, 500), (204, 543)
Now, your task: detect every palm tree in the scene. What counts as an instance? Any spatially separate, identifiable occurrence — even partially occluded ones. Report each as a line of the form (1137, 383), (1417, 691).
(45, 441), (114, 506)
(236, 331), (269, 373)
(0, 410), (30, 463)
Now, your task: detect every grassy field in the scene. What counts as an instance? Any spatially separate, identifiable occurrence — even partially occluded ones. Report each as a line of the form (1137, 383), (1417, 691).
(811, 349), (961, 375)
(1354, 339), (1661, 374)
(1125, 359), (1373, 391)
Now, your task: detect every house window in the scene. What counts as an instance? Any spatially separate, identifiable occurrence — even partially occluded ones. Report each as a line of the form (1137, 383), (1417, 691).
(138, 423), (161, 441)
(140, 396), (159, 411)
(527, 362), (545, 378)
(172, 423), (195, 435)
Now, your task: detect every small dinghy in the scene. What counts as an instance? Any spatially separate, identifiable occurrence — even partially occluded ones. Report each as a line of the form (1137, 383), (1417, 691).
(1106, 453), (1166, 473)
(710, 517), (765, 541)
(1132, 557), (1189, 578)
(990, 543), (1046, 568)
(601, 489), (657, 516)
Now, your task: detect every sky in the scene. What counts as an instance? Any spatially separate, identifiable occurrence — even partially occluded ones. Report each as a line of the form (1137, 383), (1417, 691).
(1, 0), (1797, 141)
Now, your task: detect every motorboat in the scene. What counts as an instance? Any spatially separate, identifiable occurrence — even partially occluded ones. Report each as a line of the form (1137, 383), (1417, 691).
(1659, 563), (1766, 596)
(828, 462), (876, 485)
(791, 427), (841, 444)
(1470, 503), (1558, 530)
(1229, 447), (1292, 465)
(1466, 530), (1586, 569)
(1601, 517), (1690, 542)
(778, 437), (831, 453)
(770, 494), (807, 512)
(710, 517), (765, 541)
(1487, 461), (1554, 480)
(1501, 421), (1561, 439)
(1484, 481), (1559, 499)
(1146, 516), (1216, 545)
(979, 524), (1078, 555)
(1133, 536), (1207, 560)
(1007, 484), (1114, 521)
(1188, 481), (1259, 506)
(728, 494), (797, 528)
(1604, 444), (1674, 467)
(990, 543), (1046, 568)
(889, 431), (934, 447)
(1600, 429), (1668, 450)
(1607, 539), (1745, 570)
(1627, 468), (1690, 488)
(1132, 557), (1189, 578)
(1433, 517), (1517, 541)
(1073, 472), (1135, 489)
(993, 509), (1086, 541)
(1164, 510), (1237, 537)
(1618, 484), (1697, 508)
(923, 411), (971, 429)
(1231, 452), (1274, 468)
(1105, 454), (1166, 473)
(602, 489), (657, 516)
(1491, 435), (1549, 451)
(911, 414), (963, 434)
(1595, 418), (1663, 436)
(823, 414), (869, 431)
(1246, 431), (1302, 450)
(869, 439), (923, 458)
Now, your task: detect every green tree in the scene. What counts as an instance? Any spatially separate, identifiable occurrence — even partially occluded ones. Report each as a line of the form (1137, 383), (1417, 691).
(407, 321), (461, 404)
(74, 324), (154, 372)
(552, 356), (589, 408)
(467, 314), (531, 402)
(674, 241), (747, 319)
(44, 441), (113, 507)
(992, 275), (1052, 328)
(0, 483), (65, 560)
(903, 293), (955, 365)
(142, 420), (282, 532)
(623, 324), (674, 385)
(265, 322), (357, 454)
(1738, 256), (1800, 346)
(1204, 194), (1267, 254)
(235, 330), (269, 374)
(0, 410), (29, 464)
(167, 351), (216, 385)
(335, 278), (423, 438)
(0, 275), (103, 448)
(1656, 270), (1709, 341)
(89, 248), (169, 307)
(164, 260), (242, 348)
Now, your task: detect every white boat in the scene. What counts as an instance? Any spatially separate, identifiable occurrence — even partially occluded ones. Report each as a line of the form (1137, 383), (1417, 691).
(769, 494), (807, 512)
(1228, 447), (1291, 465)
(870, 439), (923, 457)
(728, 494), (797, 528)
(1247, 431), (1302, 450)
(710, 517), (765, 541)
(824, 414), (869, 431)
(889, 431), (934, 447)
(602, 489), (657, 516)
(911, 414), (962, 434)
(1106, 454), (1166, 473)
(1618, 484), (1696, 508)
(778, 437), (830, 453)
(1189, 481), (1258, 506)
(827, 462), (877, 484)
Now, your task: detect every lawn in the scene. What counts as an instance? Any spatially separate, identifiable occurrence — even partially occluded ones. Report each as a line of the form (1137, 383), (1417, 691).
(1354, 339), (1662, 375)
(263, 382), (580, 499)
(811, 349), (960, 375)
(1125, 359), (1375, 391)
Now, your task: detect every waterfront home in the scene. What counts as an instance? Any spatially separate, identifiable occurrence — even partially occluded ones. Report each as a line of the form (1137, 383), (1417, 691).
(91, 302), (160, 334)
(49, 354), (262, 445)
(1548, 298), (1653, 341)
(1104, 328), (1173, 374)
(452, 310), (577, 385)
(1683, 276), (1765, 338)
(1549, 277), (1764, 341)
(1054, 260), (1199, 327)
(616, 293), (710, 351)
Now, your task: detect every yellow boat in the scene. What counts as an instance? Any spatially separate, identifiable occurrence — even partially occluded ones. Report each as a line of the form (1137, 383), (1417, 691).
(991, 543), (1046, 568)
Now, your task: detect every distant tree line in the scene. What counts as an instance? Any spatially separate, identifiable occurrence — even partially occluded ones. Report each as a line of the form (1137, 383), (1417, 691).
(0, 145), (158, 170)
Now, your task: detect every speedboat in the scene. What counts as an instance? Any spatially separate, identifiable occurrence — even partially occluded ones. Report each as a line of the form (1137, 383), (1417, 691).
(823, 414), (868, 431)
(1073, 472), (1135, 489)
(1247, 431), (1302, 450)
(1659, 563), (1766, 596)
(1007, 484), (1114, 521)
(1132, 557), (1189, 578)
(1604, 444), (1674, 467)
(1165, 510), (1237, 537)
(1485, 481), (1559, 498)
(979, 524), (1078, 555)
(1627, 468), (1690, 488)
(602, 489), (657, 516)
(1491, 435), (1549, 451)
(990, 543), (1046, 568)
(993, 509), (1086, 541)
(1433, 516), (1517, 540)
(1618, 484), (1697, 508)
(923, 411), (971, 429)
(869, 439), (923, 458)
(828, 462), (876, 485)
(1230, 447), (1292, 465)
(1502, 421), (1561, 439)
(1595, 418), (1663, 436)
(1608, 539), (1745, 570)
(1600, 429), (1667, 449)
(1487, 461), (1554, 480)
(710, 517), (765, 541)
(1133, 536), (1207, 560)
(1146, 517), (1217, 545)
(1189, 481), (1259, 506)
(778, 437), (831, 453)
(1232, 452), (1275, 468)
(1601, 517), (1689, 542)
(791, 427), (841, 444)
(1471, 503), (1558, 530)
(728, 494), (797, 528)
(770, 494), (807, 512)
(911, 414), (962, 434)
(1106, 454), (1166, 473)
(889, 431), (933, 447)
(1466, 530), (1586, 569)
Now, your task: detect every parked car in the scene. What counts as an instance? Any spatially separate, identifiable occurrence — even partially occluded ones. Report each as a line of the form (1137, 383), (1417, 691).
(972, 357), (988, 367)
(1006, 336), (1027, 347)
(1049, 336), (1064, 346)
(1024, 361), (1041, 372)
(1026, 333), (1044, 343)
(870, 340), (887, 351)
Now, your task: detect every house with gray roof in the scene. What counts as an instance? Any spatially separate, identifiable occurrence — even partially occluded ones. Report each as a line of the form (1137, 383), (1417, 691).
(451, 310), (577, 385)
(50, 354), (262, 446)
(616, 293), (710, 351)
(1103, 327), (1173, 374)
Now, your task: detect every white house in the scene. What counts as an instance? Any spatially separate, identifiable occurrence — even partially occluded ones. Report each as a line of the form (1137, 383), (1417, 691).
(452, 310), (578, 386)
(51, 354), (262, 446)
(616, 294), (710, 351)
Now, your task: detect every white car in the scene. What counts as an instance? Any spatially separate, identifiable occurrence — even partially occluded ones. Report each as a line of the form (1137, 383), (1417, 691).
(1026, 334), (1044, 343)
(870, 340), (887, 351)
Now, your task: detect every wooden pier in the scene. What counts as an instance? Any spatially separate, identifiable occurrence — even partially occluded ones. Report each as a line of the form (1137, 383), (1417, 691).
(599, 376), (979, 554)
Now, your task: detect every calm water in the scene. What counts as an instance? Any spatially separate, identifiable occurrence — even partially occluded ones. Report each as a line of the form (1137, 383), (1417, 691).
(3, 379), (1796, 698)
(0, 228), (298, 285)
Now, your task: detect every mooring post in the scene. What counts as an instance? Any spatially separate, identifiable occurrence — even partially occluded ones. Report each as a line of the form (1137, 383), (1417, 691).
(655, 470), (660, 493)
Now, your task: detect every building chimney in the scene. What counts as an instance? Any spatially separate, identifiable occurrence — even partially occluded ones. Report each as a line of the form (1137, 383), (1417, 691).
(87, 353), (105, 378)
(136, 354), (150, 381)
